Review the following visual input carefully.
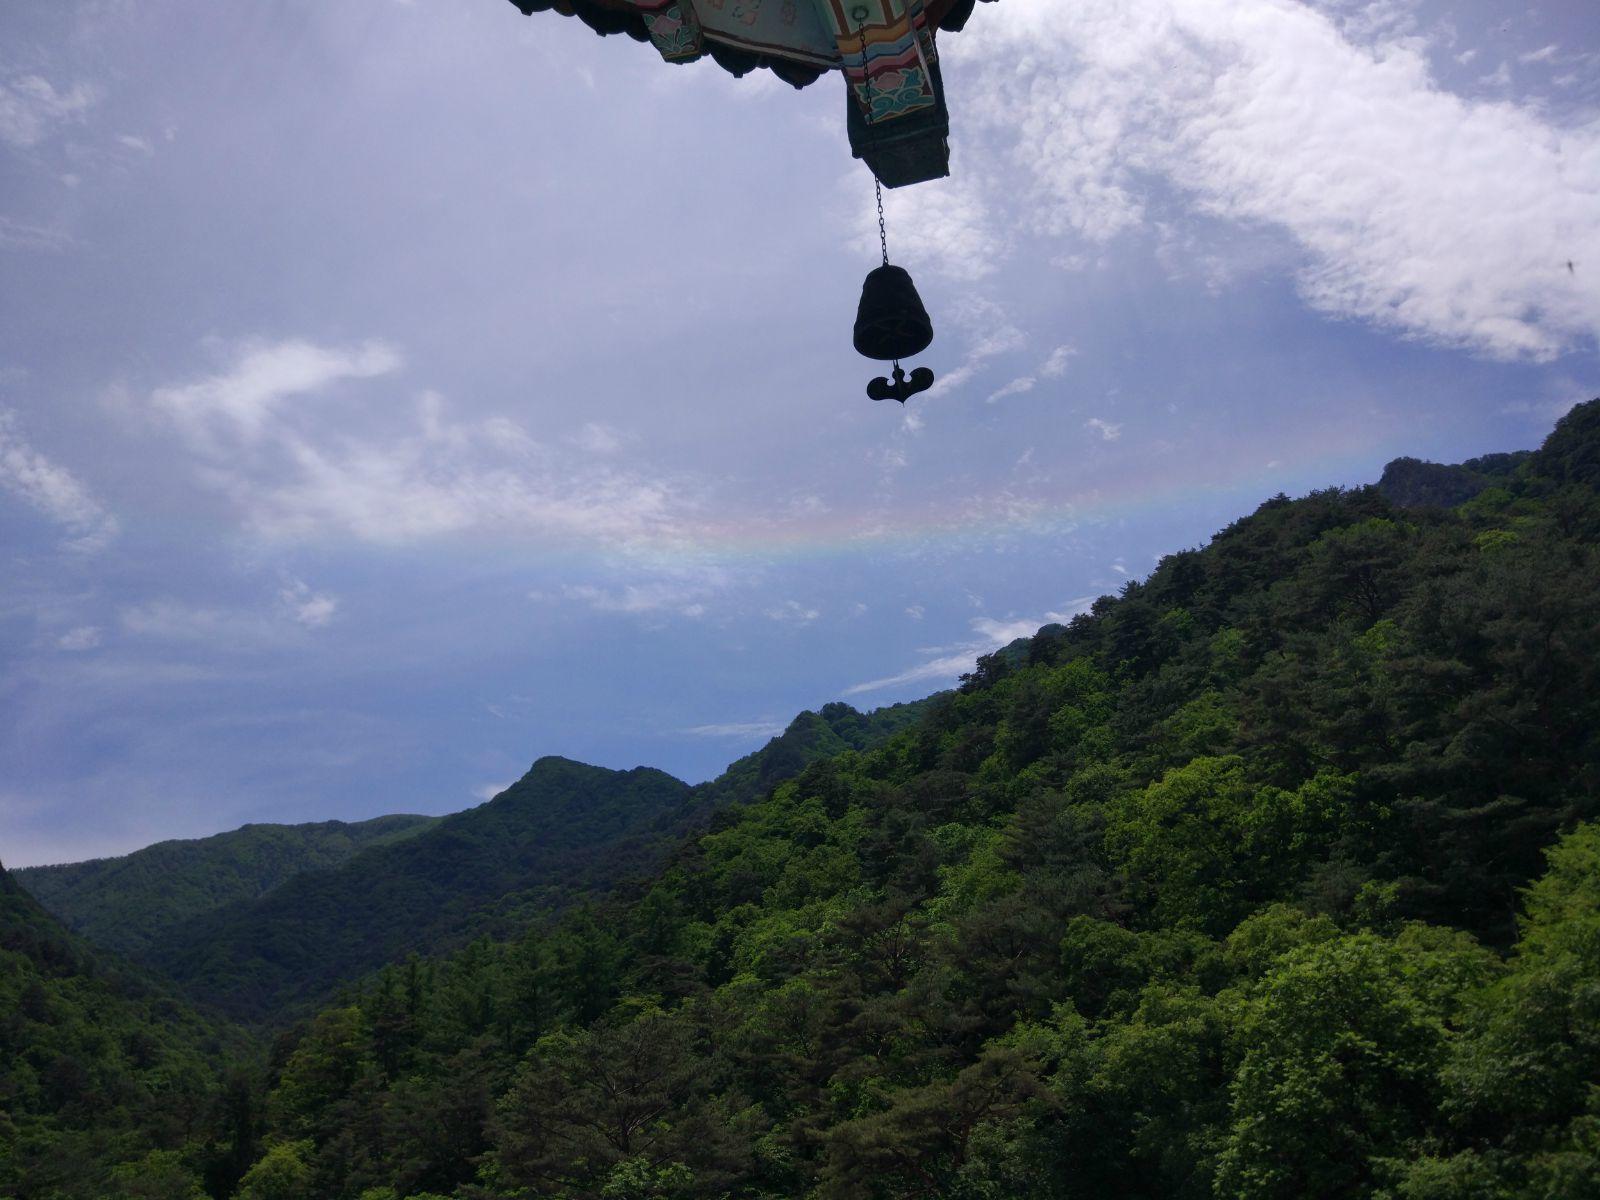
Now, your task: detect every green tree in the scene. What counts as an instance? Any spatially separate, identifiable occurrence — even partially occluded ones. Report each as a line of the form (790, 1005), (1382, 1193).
(235, 1140), (316, 1200)
(1216, 931), (1491, 1199)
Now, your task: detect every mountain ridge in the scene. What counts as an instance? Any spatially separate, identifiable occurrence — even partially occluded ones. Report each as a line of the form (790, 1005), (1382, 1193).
(104, 701), (923, 1022)
(14, 813), (438, 957)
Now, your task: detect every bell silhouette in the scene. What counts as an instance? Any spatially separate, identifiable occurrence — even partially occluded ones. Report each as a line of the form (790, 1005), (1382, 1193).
(853, 264), (934, 361)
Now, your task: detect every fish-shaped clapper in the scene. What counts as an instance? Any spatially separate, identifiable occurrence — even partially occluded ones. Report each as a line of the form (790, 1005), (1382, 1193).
(867, 364), (936, 404)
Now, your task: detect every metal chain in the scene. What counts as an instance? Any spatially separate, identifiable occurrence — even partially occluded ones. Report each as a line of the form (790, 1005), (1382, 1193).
(875, 177), (887, 267)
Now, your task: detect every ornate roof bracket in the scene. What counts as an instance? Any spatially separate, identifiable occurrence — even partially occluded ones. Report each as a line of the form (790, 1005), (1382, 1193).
(811, 0), (950, 187)
(632, 0), (706, 62)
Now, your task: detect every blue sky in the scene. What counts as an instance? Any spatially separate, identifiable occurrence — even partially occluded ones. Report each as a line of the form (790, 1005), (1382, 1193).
(1, 0), (1596, 866)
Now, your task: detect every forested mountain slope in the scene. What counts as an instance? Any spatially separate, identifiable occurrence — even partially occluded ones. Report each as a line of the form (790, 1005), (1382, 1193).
(15, 815), (437, 958)
(0, 860), (246, 1200)
(65, 700), (923, 1025)
(226, 401), (1600, 1199)
(139, 759), (690, 1022)
(692, 699), (931, 812)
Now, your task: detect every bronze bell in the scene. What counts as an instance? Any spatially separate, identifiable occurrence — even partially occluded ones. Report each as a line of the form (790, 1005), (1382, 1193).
(853, 264), (934, 361)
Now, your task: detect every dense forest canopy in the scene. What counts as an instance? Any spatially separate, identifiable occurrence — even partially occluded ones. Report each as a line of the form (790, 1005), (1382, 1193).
(14, 816), (439, 959)
(5, 402), (1600, 1199)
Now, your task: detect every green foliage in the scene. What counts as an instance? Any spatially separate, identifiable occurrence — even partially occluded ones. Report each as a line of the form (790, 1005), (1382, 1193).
(0, 862), (238, 1200)
(146, 759), (694, 1022)
(1215, 930), (1492, 1198)
(14, 815), (438, 959)
(107, 1149), (209, 1199)
(235, 1140), (316, 1200)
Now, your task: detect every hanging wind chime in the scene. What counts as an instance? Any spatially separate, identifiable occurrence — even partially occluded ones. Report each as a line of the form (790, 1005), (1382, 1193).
(849, 9), (936, 405)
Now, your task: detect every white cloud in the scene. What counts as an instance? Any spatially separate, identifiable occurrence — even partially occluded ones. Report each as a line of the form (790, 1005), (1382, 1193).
(1085, 416), (1122, 441)
(987, 376), (1037, 403)
(877, 169), (1011, 280)
(56, 625), (102, 651)
(1308, 0), (1423, 48)
(846, 601), (1093, 695)
(567, 421), (623, 454)
(116, 133), (154, 155)
(1476, 62), (1511, 89)
(278, 578), (338, 628)
(766, 600), (820, 624)
(146, 339), (700, 551)
(971, 616), (1050, 645)
(0, 408), (120, 551)
(0, 75), (98, 149)
(564, 574), (724, 616)
(1039, 345), (1078, 378)
(119, 583), (338, 646)
(928, 298), (1028, 400)
(957, 0), (1600, 359)
(905, 604), (925, 620)
(473, 780), (514, 801)
(120, 601), (268, 644)
(681, 720), (787, 738)
(844, 650), (980, 696)
(150, 338), (402, 451)
(785, 493), (828, 517)
(0, 216), (74, 252)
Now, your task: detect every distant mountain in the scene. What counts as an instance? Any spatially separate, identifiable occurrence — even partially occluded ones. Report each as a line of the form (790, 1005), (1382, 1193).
(0, 859), (240, 1199)
(120, 700), (923, 1023)
(140, 758), (687, 1021)
(15, 814), (437, 958)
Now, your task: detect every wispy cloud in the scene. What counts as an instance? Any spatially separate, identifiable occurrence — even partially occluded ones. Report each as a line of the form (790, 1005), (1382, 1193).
(681, 720), (787, 738)
(118, 601), (282, 646)
(150, 338), (402, 452)
(988, 343), (1078, 404)
(567, 422), (624, 454)
(1039, 345), (1078, 378)
(960, 0), (1600, 359)
(928, 298), (1028, 400)
(987, 376), (1037, 404)
(878, 169), (1011, 281)
(56, 625), (102, 652)
(766, 600), (820, 624)
(1085, 417), (1122, 441)
(0, 216), (75, 252)
(0, 75), (98, 149)
(563, 572), (725, 617)
(278, 577), (338, 628)
(845, 603), (1093, 695)
(0, 408), (120, 551)
(146, 338), (702, 550)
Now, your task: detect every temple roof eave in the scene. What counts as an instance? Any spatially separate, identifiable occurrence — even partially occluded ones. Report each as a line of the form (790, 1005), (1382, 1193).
(505, 0), (982, 89)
